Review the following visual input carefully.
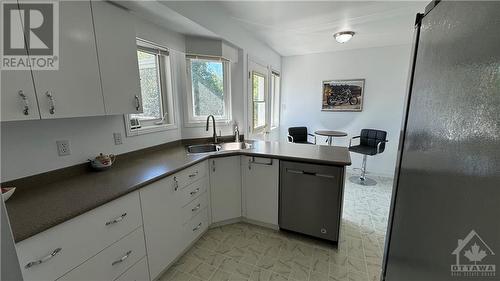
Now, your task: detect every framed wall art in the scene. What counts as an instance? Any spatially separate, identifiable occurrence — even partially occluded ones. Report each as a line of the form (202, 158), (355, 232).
(322, 79), (365, 112)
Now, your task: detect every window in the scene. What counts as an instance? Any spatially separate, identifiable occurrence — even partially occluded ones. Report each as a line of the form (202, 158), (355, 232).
(186, 57), (231, 124)
(126, 40), (175, 136)
(270, 71), (281, 129)
(252, 71), (267, 132)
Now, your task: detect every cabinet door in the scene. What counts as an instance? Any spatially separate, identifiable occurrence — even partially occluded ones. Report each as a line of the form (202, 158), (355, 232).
(209, 156), (242, 223)
(139, 176), (181, 280)
(242, 156), (279, 225)
(0, 9), (40, 121)
(91, 1), (142, 115)
(31, 0), (104, 118)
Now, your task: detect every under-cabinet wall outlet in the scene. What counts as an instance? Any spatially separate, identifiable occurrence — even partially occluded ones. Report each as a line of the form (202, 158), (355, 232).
(56, 140), (71, 156)
(113, 132), (123, 145)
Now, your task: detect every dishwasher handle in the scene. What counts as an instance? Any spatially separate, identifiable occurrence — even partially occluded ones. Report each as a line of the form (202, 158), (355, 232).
(286, 169), (335, 179)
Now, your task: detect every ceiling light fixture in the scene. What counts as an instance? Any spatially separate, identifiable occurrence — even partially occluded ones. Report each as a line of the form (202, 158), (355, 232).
(334, 31), (355, 43)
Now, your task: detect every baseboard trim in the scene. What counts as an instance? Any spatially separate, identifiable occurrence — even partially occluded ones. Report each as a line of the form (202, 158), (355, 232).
(241, 218), (279, 230)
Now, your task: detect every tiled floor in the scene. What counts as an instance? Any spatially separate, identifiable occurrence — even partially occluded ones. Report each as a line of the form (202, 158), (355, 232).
(160, 173), (394, 281)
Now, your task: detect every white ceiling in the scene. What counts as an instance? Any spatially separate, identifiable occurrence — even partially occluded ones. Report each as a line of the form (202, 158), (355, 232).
(124, 1), (427, 57)
(118, 1), (219, 39)
(215, 1), (427, 56)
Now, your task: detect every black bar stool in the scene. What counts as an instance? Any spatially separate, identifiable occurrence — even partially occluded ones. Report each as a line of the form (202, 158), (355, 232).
(348, 129), (388, 186)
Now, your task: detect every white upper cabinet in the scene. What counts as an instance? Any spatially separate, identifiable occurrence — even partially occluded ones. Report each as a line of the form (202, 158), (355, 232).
(31, 1), (104, 119)
(209, 156), (242, 223)
(0, 8), (40, 122)
(241, 156), (279, 226)
(91, 1), (142, 115)
(1, 62), (40, 122)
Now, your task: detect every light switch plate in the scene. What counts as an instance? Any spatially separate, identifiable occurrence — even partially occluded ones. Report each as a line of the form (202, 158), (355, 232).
(56, 140), (71, 156)
(113, 132), (123, 145)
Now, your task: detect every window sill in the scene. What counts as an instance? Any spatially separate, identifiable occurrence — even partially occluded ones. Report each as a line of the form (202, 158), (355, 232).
(127, 123), (178, 137)
(183, 119), (232, 128)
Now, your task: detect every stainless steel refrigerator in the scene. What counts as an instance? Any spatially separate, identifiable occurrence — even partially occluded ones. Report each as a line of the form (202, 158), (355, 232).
(383, 1), (500, 281)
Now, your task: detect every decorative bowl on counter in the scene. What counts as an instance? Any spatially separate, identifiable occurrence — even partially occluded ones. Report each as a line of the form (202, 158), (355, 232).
(2, 187), (16, 202)
(89, 153), (116, 171)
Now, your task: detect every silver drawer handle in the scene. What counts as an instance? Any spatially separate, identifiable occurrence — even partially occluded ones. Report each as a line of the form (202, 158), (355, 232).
(173, 176), (179, 191)
(25, 248), (62, 269)
(46, 91), (55, 114)
(134, 95), (140, 111)
(112, 250), (132, 266)
(188, 171), (198, 178)
(190, 188), (200, 196)
(192, 222), (202, 232)
(105, 213), (127, 226)
(192, 204), (201, 212)
(19, 90), (29, 115)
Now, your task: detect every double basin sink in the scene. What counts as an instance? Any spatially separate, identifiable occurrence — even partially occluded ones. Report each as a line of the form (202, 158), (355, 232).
(187, 142), (252, 154)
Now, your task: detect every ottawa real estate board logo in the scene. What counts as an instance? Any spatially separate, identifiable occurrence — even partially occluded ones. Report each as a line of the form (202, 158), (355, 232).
(1, 0), (59, 70)
(451, 230), (496, 277)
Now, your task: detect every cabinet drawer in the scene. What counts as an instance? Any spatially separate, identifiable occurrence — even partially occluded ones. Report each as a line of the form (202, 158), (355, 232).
(175, 161), (207, 190)
(16, 192), (142, 281)
(183, 208), (209, 245)
(181, 191), (208, 224)
(114, 257), (149, 281)
(179, 178), (207, 207)
(59, 227), (146, 281)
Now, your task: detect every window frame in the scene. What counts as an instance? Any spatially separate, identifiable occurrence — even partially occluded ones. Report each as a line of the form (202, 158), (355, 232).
(270, 70), (281, 130)
(184, 56), (232, 126)
(251, 70), (268, 133)
(124, 39), (177, 137)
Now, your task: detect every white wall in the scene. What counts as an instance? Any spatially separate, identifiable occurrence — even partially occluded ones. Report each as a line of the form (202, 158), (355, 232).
(281, 45), (412, 176)
(164, 1), (282, 70)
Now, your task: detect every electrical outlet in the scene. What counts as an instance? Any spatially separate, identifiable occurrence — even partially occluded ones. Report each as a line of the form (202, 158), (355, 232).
(56, 140), (71, 156)
(113, 132), (123, 145)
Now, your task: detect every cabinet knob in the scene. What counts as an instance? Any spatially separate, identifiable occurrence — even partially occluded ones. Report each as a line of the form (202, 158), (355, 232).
(46, 91), (55, 114)
(18, 90), (29, 115)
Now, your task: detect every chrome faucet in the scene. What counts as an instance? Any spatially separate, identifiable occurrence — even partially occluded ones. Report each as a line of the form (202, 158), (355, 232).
(206, 115), (218, 143)
(234, 125), (240, 143)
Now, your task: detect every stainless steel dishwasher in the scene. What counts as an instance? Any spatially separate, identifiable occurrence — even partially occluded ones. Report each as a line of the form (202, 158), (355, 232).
(279, 161), (344, 242)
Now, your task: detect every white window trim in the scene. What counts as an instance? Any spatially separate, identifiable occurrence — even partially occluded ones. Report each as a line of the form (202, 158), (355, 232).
(251, 70), (268, 134)
(184, 57), (232, 127)
(125, 39), (177, 137)
(270, 70), (281, 130)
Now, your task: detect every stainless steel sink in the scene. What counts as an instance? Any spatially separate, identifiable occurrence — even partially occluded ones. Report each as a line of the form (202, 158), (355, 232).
(186, 144), (221, 154)
(220, 142), (252, 151)
(186, 142), (252, 154)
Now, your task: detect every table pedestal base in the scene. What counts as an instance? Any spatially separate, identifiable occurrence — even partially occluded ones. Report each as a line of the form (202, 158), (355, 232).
(349, 176), (377, 186)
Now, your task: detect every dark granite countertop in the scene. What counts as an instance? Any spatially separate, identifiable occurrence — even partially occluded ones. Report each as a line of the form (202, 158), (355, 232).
(4, 140), (351, 242)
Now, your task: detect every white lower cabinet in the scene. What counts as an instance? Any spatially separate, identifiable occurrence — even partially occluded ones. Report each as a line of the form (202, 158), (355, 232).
(14, 156), (282, 281)
(140, 161), (209, 280)
(140, 175), (182, 280)
(209, 156), (242, 223)
(115, 258), (150, 281)
(241, 156), (279, 226)
(16, 191), (143, 281)
(58, 227), (146, 281)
